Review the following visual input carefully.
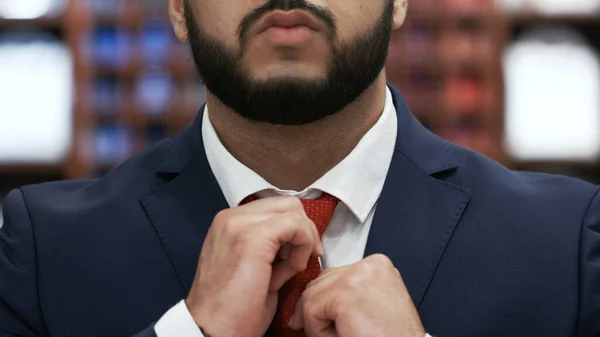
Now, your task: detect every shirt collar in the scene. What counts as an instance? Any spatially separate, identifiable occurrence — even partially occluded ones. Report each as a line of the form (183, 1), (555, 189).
(202, 87), (398, 223)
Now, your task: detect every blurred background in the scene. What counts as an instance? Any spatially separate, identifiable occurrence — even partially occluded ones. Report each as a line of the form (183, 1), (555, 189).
(1, 0), (600, 225)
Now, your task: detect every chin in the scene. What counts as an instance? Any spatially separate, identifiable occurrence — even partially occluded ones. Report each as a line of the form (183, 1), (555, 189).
(249, 64), (327, 82)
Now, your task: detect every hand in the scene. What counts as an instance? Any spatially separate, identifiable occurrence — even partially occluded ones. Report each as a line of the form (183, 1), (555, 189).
(290, 254), (425, 337)
(185, 196), (322, 337)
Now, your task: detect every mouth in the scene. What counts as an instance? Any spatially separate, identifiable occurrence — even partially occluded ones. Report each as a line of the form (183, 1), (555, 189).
(255, 10), (323, 35)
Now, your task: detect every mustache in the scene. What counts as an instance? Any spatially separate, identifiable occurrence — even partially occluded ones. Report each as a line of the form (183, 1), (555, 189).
(237, 0), (337, 44)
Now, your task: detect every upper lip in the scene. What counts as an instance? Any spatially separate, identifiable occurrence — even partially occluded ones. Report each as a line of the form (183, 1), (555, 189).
(254, 10), (323, 34)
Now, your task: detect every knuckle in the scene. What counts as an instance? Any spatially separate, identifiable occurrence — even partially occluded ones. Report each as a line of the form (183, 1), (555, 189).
(342, 273), (365, 290)
(273, 213), (296, 232)
(358, 259), (376, 275)
(212, 210), (231, 227)
(285, 212), (311, 237)
(287, 210), (304, 225)
(370, 254), (394, 268)
(253, 223), (274, 241)
(213, 211), (241, 236)
(223, 216), (244, 237)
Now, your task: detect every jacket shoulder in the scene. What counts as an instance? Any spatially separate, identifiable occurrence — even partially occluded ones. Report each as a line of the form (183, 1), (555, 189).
(448, 143), (599, 218)
(17, 137), (174, 219)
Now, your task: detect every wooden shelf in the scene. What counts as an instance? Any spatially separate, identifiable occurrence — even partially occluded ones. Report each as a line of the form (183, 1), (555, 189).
(0, 163), (65, 176)
(2, 0), (596, 183)
(0, 17), (65, 29)
(387, 1), (507, 168)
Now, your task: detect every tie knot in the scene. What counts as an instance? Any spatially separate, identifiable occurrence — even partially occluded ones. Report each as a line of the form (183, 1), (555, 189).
(241, 192), (340, 237)
(300, 193), (339, 237)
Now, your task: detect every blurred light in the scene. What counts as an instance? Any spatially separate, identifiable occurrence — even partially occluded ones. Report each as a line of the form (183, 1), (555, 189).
(0, 30), (73, 164)
(141, 19), (174, 68)
(504, 26), (600, 162)
(93, 124), (132, 164)
(90, 0), (118, 17)
(91, 27), (133, 69)
(0, 0), (66, 19)
(495, 0), (600, 15)
(136, 71), (174, 115)
(529, 0), (600, 15)
(92, 76), (120, 115)
(494, 0), (525, 13)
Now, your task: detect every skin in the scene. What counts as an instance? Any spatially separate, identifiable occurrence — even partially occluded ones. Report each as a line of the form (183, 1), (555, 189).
(169, 0), (406, 191)
(168, 1), (425, 336)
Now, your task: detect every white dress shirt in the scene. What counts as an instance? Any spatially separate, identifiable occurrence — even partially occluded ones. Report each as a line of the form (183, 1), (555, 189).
(155, 87), (431, 337)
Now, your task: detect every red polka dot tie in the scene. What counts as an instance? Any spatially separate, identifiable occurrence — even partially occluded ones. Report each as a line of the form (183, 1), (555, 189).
(242, 193), (340, 337)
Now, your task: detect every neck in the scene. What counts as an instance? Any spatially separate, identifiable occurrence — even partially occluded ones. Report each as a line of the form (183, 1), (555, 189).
(206, 74), (388, 191)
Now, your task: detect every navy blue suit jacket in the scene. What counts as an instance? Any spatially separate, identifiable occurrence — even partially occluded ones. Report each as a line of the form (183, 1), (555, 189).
(1, 87), (599, 337)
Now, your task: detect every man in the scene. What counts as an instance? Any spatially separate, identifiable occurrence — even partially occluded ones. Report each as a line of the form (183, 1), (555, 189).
(0, 0), (598, 336)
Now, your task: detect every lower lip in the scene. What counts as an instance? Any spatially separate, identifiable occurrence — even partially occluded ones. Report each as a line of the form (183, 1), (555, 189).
(261, 26), (314, 45)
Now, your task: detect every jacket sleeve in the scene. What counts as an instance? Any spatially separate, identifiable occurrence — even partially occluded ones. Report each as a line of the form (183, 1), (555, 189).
(0, 189), (158, 337)
(0, 189), (48, 337)
(577, 187), (600, 337)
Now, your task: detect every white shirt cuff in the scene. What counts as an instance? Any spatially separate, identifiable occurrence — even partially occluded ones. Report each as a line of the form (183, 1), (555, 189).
(154, 300), (431, 337)
(154, 300), (204, 337)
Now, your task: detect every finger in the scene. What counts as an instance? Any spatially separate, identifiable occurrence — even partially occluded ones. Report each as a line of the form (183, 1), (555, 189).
(307, 217), (323, 256)
(291, 272), (340, 331)
(262, 211), (315, 274)
(289, 297), (304, 330)
(279, 244), (292, 261)
(262, 291), (279, 331)
(305, 266), (342, 290)
(270, 259), (297, 291)
(306, 324), (337, 337)
(234, 195), (304, 214)
(281, 214), (319, 272)
(269, 244), (292, 290)
(237, 196), (322, 258)
(303, 291), (338, 337)
(271, 247), (317, 292)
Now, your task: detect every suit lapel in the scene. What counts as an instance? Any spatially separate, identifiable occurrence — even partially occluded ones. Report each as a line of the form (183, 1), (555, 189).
(364, 152), (471, 308)
(365, 87), (472, 308)
(140, 110), (230, 293)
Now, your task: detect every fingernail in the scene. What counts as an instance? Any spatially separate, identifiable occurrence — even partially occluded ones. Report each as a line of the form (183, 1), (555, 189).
(288, 315), (296, 328)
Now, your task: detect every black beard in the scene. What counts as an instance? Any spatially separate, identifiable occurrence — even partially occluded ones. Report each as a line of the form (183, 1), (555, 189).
(184, 0), (393, 126)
